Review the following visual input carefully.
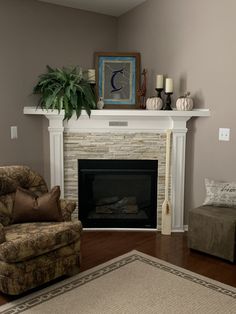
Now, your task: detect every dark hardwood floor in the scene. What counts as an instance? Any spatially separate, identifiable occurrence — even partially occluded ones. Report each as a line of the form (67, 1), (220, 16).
(80, 231), (236, 286)
(0, 231), (235, 306)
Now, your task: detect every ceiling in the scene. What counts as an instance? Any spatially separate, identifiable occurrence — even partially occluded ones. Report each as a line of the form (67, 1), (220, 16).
(39, 0), (146, 17)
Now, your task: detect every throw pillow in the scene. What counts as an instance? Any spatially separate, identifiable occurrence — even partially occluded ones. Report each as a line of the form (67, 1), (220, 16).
(0, 223), (6, 244)
(12, 186), (63, 223)
(203, 178), (236, 208)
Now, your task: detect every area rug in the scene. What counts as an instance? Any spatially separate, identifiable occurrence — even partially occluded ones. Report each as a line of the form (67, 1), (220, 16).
(1, 250), (236, 314)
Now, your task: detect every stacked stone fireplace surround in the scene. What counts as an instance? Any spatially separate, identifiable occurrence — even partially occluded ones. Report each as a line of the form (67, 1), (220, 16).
(64, 132), (168, 226)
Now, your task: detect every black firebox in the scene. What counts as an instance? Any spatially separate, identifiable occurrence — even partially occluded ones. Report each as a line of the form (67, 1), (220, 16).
(78, 159), (157, 228)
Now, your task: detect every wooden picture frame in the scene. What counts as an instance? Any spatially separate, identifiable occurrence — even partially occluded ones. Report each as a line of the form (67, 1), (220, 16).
(94, 52), (140, 109)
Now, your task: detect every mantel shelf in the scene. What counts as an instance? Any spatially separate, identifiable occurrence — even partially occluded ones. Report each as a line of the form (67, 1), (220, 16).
(24, 106), (210, 118)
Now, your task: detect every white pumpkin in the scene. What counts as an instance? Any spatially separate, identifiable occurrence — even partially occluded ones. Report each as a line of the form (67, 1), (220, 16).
(146, 97), (163, 110)
(176, 92), (193, 111)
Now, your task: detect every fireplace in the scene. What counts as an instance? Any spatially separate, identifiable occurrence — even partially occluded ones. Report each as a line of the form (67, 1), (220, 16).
(78, 159), (158, 228)
(24, 107), (210, 231)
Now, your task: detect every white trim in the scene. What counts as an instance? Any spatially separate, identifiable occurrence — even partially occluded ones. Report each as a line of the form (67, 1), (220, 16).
(46, 115), (64, 197)
(171, 132), (186, 231)
(83, 228), (158, 232)
(24, 107), (210, 117)
(83, 227), (188, 232)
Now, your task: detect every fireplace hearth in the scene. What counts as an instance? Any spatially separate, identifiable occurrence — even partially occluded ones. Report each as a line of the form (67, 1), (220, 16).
(78, 159), (158, 228)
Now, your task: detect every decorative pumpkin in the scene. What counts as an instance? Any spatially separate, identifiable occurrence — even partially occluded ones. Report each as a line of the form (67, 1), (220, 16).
(176, 92), (193, 111)
(146, 97), (163, 110)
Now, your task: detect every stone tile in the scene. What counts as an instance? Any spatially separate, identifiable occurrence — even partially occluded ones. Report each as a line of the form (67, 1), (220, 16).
(64, 132), (171, 226)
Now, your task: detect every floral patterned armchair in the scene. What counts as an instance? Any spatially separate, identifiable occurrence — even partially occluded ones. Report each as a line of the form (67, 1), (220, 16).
(0, 165), (82, 295)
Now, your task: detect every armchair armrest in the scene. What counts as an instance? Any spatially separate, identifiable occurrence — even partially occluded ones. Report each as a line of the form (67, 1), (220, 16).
(0, 223), (6, 244)
(59, 199), (76, 221)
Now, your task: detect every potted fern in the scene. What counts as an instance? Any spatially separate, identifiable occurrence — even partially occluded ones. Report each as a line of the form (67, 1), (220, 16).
(33, 66), (96, 120)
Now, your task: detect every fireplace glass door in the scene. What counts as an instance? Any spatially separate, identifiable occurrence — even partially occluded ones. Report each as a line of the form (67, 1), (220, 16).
(78, 159), (157, 228)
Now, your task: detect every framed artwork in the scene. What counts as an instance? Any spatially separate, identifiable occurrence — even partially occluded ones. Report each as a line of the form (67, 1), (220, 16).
(94, 52), (141, 109)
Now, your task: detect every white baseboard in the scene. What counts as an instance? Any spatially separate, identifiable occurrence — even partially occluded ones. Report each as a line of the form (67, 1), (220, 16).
(83, 225), (189, 232)
(83, 228), (157, 232)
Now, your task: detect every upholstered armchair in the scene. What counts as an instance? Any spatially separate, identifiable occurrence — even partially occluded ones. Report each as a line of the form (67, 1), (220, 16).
(0, 165), (82, 295)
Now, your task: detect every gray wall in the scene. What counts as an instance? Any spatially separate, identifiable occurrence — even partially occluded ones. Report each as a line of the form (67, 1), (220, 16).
(2, 0), (235, 222)
(0, 0), (117, 183)
(118, 0), (236, 221)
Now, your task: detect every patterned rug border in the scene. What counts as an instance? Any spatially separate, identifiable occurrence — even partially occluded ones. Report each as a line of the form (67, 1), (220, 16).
(1, 250), (236, 314)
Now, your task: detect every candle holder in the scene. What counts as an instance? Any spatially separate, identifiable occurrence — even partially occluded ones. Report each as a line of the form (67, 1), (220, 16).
(155, 88), (164, 110)
(163, 92), (173, 110)
(155, 88), (163, 98)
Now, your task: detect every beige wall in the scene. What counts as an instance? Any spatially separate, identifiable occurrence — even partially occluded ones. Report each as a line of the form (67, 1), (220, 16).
(2, 0), (236, 223)
(118, 0), (236, 221)
(0, 0), (117, 183)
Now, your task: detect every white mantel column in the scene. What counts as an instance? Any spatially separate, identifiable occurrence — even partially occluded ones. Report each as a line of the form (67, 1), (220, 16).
(170, 117), (189, 231)
(171, 131), (187, 231)
(46, 115), (65, 197)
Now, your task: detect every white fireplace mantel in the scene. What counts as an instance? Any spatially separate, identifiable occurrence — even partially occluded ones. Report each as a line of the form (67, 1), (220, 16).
(24, 107), (210, 231)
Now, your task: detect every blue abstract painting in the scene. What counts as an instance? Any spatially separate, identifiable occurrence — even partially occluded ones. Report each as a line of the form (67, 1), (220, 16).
(98, 56), (136, 105)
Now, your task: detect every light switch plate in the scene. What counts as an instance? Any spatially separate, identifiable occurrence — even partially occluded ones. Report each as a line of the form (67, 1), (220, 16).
(11, 126), (18, 139)
(219, 128), (230, 141)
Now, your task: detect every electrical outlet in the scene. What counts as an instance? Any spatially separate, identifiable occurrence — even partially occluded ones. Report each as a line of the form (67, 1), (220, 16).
(10, 126), (18, 139)
(219, 128), (230, 141)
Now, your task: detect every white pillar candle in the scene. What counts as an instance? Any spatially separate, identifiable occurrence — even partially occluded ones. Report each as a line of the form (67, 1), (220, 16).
(87, 69), (95, 83)
(165, 78), (173, 93)
(156, 75), (164, 89)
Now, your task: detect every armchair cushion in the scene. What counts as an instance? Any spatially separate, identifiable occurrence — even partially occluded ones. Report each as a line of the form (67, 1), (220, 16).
(0, 165), (47, 197)
(0, 223), (6, 244)
(60, 199), (76, 221)
(0, 176), (17, 197)
(0, 220), (82, 263)
(12, 186), (63, 223)
(0, 240), (81, 295)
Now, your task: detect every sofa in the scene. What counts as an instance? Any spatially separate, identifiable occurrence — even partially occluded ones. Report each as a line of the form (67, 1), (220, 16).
(0, 165), (82, 295)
